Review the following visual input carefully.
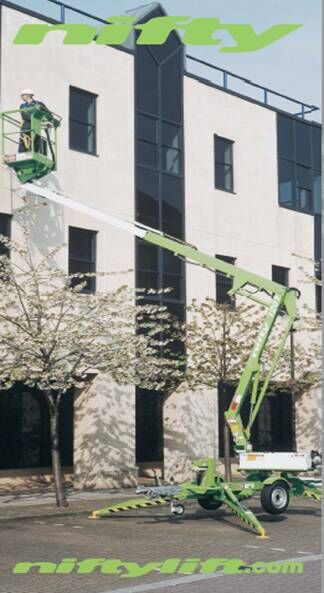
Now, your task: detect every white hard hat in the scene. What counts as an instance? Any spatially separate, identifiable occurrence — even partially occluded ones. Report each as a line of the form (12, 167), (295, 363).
(21, 89), (34, 96)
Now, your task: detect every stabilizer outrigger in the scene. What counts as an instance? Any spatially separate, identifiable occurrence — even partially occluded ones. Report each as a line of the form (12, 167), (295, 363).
(12, 181), (323, 537)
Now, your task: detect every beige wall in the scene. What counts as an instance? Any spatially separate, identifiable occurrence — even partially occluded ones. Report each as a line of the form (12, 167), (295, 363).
(0, 5), (137, 486)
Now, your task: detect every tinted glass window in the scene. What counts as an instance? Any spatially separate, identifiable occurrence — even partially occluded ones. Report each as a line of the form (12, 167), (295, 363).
(137, 114), (157, 143)
(136, 168), (159, 227)
(216, 255), (235, 306)
(277, 114), (294, 159)
(69, 226), (96, 293)
(137, 140), (158, 169)
(312, 126), (321, 170)
(137, 241), (158, 271)
(163, 250), (182, 274)
(295, 121), (311, 165)
(136, 46), (159, 115)
(162, 123), (181, 148)
(214, 136), (234, 192)
(162, 147), (181, 175)
(272, 265), (289, 286)
(69, 87), (97, 154)
(296, 164), (311, 189)
(278, 159), (294, 207)
(313, 171), (321, 215)
(277, 114), (321, 215)
(161, 50), (182, 122)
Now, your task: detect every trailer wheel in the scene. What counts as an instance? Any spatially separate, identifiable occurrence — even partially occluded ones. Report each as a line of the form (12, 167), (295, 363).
(260, 481), (289, 515)
(197, 496), (223, 511)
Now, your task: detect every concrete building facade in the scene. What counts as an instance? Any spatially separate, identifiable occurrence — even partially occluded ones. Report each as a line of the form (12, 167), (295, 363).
(0, 1), (321, 487)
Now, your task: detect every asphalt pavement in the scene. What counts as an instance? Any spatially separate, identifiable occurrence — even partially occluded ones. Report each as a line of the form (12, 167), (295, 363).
(0, 490), (321, 593)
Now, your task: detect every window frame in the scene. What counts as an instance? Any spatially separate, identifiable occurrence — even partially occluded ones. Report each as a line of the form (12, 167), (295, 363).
(0, 213), (11, 258)
(216, 254), (236, 307)
(214, 135), (234, 194)
(272, 265), (289, 287)
(69, 86), (98, 156)
(68, 226), (97, 294)
(277, 114), (321, 215)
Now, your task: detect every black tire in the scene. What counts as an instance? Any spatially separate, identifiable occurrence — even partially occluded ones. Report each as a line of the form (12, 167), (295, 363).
(260, 481), (290, 515)
(197, 495), (223, 511)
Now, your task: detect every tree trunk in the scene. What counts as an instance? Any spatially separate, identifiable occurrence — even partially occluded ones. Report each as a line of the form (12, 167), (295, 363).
(48, 400), (68, 507)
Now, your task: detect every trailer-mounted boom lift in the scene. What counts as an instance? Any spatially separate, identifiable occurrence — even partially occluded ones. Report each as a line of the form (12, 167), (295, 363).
(21, 181), (321, 538)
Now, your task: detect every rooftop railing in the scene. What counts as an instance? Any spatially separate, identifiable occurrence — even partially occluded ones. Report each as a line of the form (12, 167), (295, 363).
(3, 0), (320, 120)
(186, 55), (319, 119)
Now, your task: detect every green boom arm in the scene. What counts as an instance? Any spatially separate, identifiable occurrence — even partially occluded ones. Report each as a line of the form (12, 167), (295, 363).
(23, 183), (299, 453)
(144, 231), (299, 452)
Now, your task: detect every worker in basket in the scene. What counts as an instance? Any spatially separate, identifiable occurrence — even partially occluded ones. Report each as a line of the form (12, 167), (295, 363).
(18, 89), (53, 155)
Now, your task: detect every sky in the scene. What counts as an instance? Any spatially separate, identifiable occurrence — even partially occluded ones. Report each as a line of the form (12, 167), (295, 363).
(10, 0), (321, 120)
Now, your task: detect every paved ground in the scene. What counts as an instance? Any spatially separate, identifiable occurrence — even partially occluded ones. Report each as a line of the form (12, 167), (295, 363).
(0, 491), (321, 593)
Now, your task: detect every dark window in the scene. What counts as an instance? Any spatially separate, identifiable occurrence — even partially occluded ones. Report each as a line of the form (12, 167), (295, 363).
(0, 384), (73, 470)
(277, 114), (321, 214)
(214, 136), (234, 192)
(136, 389), (163, 462)
(162, 122), (182, 176)
(316, 285), (322, 314)
(295, 121), (311, 165)
(278, 159), (295, 207)
(136, 114), (158, 170)
(272, 265), (289, 286)
(216, 255), (235, 306)
(296, 165), (311, 211)
(135, 13), (185, 465)
(313, 170), (321, 215)
(314, 215), (322, 314)
(69, 87), (97, 155)
(161, 50), (183, 122)
(69, 226), (96, 293)
(0, 213), (11, 257)
(218, 382), (294, 457)
(277, 114), (294, 159)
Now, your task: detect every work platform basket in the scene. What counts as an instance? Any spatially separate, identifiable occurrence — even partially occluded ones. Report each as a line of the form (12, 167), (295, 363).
(0, 105), (61, 184)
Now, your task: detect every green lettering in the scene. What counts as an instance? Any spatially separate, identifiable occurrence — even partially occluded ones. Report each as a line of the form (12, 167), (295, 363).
(200, 558), (228, 574)
(159, 558), (181, 574)
(99, 559), (161, 577)
(13, 24), (97, 45)
(280, 562), (304, 574)
(182, 18), (223, 45)
(96, 17), (136, 45)
(13, 562), (57, 574)
(178, 558), (200, 574)
(12, 17), (303, 52)
(252, 561), (266, 574)
(77, 558), (106, 574)
(223, 559), (247, 574)
(267, 562), (282, 574)
(220, 24), (302, 52)
(55, 558), (78, 574)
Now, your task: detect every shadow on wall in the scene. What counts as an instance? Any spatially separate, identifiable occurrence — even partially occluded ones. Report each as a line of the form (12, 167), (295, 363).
(295, 387), (321, 451)
(12, 173), (65, 256)
(73, 374), (137, 489)
(163, 389), (217, 483)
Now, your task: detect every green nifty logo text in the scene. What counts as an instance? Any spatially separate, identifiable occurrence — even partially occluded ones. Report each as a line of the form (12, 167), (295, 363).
(13, 16), (302, 52)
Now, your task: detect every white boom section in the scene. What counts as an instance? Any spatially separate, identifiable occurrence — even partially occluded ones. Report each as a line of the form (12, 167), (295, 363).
(239, 452), (312, 471)
(24, 182), (157, 240)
